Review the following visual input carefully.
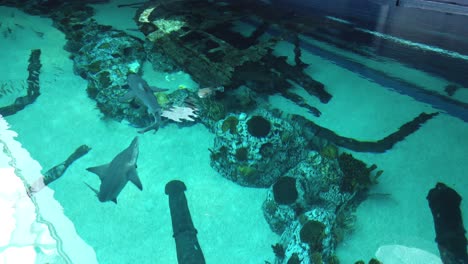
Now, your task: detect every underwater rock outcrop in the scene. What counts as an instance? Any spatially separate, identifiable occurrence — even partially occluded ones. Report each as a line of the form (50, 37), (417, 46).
(262, 151), (350, 234)
(72, 28), (149, 126)
(262, 150), (382, 264)
(279, 207), (337, 264)
(73, 30), (145, 89)
(262, 176), (305, 235)
(210, 110), (306, 187)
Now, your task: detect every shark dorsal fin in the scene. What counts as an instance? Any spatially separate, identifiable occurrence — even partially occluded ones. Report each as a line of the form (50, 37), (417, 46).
(86, 164), (109, 181)
(128, 168), (143, 190)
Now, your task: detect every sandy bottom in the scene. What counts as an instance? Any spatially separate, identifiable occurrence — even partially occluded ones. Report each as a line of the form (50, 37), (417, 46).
(1, 2), (467, 264)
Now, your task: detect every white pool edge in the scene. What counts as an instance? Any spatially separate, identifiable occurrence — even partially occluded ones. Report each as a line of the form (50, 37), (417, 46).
(0, 115), (97, 264)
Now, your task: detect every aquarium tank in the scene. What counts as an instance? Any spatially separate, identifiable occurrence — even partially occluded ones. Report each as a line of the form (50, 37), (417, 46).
(0, 0), (467, 263)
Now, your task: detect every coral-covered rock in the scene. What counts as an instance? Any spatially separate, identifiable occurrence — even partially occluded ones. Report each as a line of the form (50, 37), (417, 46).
(338, 153), (382, 193)
(273, 177), (299, 205)
(262, 150), (353, 234)
(72, 26), (148, 126)
(210, 110), (306, 187)
(284, 151), (346, 208)
(278, 207), (337, 264)
(262, 176), (308, 234)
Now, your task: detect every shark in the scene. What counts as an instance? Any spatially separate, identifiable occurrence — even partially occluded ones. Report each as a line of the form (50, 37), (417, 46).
(85, 136), (142, 204)
(121, 74), (168, 133)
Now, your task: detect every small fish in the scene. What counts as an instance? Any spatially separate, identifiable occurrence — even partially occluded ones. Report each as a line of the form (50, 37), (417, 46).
(197, 86), (224, 99)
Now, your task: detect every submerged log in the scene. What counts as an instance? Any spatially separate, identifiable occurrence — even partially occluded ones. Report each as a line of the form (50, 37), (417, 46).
(291, 112), (439, 153)
(0, 49), (41, 117)
(427, 183), (468, 264)
(28, 145), (91, 196)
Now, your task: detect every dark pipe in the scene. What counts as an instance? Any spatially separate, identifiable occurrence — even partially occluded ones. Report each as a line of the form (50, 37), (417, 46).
(427, 182), (468, 264)
(165, 180), (205, 264)
(0, 49), (41, 117)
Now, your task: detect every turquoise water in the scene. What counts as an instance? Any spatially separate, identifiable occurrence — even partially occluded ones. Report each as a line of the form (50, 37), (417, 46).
(1, 1), (467, 264)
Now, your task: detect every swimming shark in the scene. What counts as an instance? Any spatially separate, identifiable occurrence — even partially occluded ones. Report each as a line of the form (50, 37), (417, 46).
(121, 74), (168, 133)
(85, 136), (142, 204)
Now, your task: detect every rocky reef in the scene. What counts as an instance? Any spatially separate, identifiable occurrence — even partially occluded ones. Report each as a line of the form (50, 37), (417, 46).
(261, 150), (355, 263)
(73, 28), (147, 125)
(210, 110), (306, 187)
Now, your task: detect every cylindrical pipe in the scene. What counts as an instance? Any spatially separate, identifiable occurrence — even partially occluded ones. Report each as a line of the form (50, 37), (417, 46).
(165, 180), (205, 264)
(427, 182), (468, 264)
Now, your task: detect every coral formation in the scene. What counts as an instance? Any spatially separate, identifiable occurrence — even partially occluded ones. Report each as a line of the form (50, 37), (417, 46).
(156, 92), (170, 107)
(247, 115), (271, 138)
(278, 208), (336, 264)
(287, 253), (300, 264)
(210, 110), (306, 187)
(237, 165), (257, 179)
(197, 98), (226, 128)
(338, 153), (382, 193)
(221, 116), (239, 134)
(319, 144), (339, 159)
(327, 255), (340, 264)
(262, 149), (368, 264)
(235, 147), (249, 162)
(300, 220), (325, 251)
(310, 251), (322, 264)
(71, 25), (148, 126)
(272, 243), (286, 259)
(273, 177), (299, 205)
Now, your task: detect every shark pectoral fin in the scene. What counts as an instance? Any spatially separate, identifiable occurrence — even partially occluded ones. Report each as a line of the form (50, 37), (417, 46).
(86, 164), (109, 181)
(119, 91), (136, 102)
(112, 198), (117, 204)
(149, 86), (169, 92)
(128, 169), (143, 190)
(84, 182), (99, 197)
